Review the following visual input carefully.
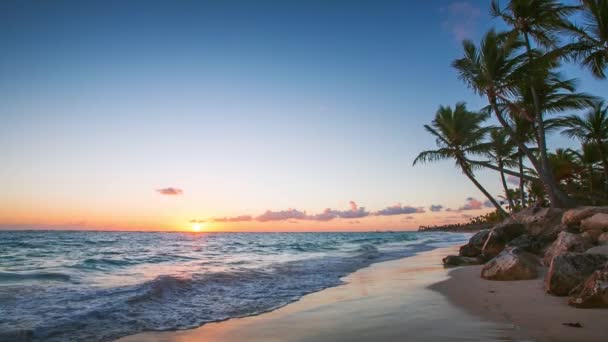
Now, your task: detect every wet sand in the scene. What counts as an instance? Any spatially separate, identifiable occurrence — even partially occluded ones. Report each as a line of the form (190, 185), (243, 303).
(118, 246), (522, 342)
(431, 266), (607, 342)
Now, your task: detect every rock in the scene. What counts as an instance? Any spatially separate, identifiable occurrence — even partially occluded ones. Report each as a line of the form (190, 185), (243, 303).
(598, 232), (608, 245)
(545, 253), (608, 296)
(562, 206), (608, 226)
(459, 229), (490, 257)
(513, 207), (564, 237)
(506, 234), (543, 255)
(542, 232), (593, 266)
(442, 255), (483, 267)
(580, 213), (608, 232)
(568, 263), (608, 308)
(481, 247), (539, 281)
(481, 221), (526, 259)
(582, 229), (603, 243)
(585, 246), (608, 257)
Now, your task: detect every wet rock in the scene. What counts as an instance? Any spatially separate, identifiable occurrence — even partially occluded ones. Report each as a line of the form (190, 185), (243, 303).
(585, 246), (608, 257)
(481, 247), (539, 281)
(562, 206), (608, 226)
(568, 263), (608, 308)
(545, 253), (608, 296)
(580, 213), (608, 232)
(481, 221), (526, 259)
(542, 232), (593, 266)
(442, 255), (483, 267)
(459, 229), (490, 257)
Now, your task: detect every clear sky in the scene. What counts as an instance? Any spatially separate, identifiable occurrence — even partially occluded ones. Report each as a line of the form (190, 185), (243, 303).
(1, 1), (604, 232)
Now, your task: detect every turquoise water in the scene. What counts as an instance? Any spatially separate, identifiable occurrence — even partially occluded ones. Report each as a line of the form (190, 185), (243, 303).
(0, 230), (468, 341)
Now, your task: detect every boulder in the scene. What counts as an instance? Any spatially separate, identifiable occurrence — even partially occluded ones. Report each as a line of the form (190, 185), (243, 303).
(585, 246), (608, 257)
(506, 234), (543, 255)
(513, 207), (564, 237)
(442, 255), (483, 267)
(481, 247), (539, 281)
(598, 232), (608, 245)
(545, 253), (608, 296)
(562, 206), (608, 226)
(481, 221), (526, 259)
(568, 263), (608, 308)
(580, 213), (608, 232)
(582, 229), (603, 244)
(542, 231), (593, 266)
(459, 229), (490, 257)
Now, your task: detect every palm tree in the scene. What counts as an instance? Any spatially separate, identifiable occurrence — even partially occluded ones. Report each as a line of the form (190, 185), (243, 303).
(413, 103), (508, 217)
(557, 101), (608, 190)
(561, 0), (608, 79)
(482, 128), (518, 211)
(452, 29), (572, 208)
(491, 0), (578, 208)
(568, 143), (601, 204)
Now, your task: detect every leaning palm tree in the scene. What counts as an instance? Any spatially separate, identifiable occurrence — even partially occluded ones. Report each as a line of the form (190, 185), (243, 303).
(482, 128), (518, 211)
(491, 0), (578, 208)
(557, 101), (608, 190)
(561, 0), (608, 79)
(413, 103), (507, 217)
(452, 29), (573, 207)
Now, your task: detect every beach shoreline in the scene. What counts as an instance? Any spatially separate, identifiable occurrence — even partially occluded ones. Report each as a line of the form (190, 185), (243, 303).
(117, 246), (522, 342)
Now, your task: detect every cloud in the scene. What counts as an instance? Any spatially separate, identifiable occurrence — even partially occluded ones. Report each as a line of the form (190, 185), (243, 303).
(211, 215), (253, 223)
(507, 175), (520, 185)
(403, 216), (414, 220)
(441, 1), (481, 41)
(483, 200), (495, 208)
(460, 197), (483, 210)
(156, 187), (183, 195)
(375, 204), (425, 216)
(429, 204), (444, 212)
(255, 209), (309, 222)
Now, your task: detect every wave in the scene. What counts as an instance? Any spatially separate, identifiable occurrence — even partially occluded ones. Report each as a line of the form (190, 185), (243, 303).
(0, 271), (71, 283)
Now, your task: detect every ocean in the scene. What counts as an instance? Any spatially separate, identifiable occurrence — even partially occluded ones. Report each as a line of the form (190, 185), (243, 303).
(0, 230), (469, 341)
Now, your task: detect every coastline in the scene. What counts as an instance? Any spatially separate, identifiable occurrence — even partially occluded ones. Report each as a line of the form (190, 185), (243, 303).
(431, 266), (607, 342)
(117, 246), (522, 342)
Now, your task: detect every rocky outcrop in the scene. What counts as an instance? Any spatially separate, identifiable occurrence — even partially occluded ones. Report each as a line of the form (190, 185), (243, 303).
(481, 247), (539, 281)
(513, 207), (564, 237)
(585, 246), (608, 257)
(562, 206), (608, 226)
(481, 222), (526, 259)
(545, 253), (608, 296)
(506, 234), (543, 254)
(598, 232), (608, 245)
(442, 255), (483, 267)
(580, 213), (608, 232)
(542, 232), (593, 266)
(568, 263), (608, 308)
(459, 229), (490, 257)
(582, 229), (603, 243)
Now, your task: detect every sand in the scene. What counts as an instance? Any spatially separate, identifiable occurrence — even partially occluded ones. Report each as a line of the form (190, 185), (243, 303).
(431, 266), (607, 342)
(117, 246), (520, 342)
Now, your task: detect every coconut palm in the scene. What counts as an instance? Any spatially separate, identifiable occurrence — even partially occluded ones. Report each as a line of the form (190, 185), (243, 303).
(568, 143), (601, 203)
(491, 0), (579, 208)
(452, 29), (572, 208)
(557, 101), (608, 190)
(481, 128), (518, 211)
(413, 103), (507, 216)
(561, 0), (608, 79)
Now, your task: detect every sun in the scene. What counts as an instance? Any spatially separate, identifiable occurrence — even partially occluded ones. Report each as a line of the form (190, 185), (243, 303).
(192, 222), (204, 232)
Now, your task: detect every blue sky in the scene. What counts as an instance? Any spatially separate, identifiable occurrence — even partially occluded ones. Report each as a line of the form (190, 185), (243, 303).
(0, 1), (604, 231)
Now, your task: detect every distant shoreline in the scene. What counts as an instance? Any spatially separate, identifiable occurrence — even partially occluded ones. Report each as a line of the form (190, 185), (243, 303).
(418, 222), (492, 233)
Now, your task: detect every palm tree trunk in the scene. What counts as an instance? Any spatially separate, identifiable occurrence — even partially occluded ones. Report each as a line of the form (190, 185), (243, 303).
(518, 151), (526, 208)
(458, 160), (508, 217)
(499, 160), (515, 211)
(521, 33), (574, 208)
(488, 100), (573, 208)
(588, 164), (595, 205)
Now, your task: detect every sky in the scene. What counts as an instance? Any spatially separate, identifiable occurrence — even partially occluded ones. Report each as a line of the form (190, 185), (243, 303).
(1, 0), (604, 232)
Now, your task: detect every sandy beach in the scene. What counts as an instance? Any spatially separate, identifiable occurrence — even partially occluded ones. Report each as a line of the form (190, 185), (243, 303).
(118, 246), (521, 342)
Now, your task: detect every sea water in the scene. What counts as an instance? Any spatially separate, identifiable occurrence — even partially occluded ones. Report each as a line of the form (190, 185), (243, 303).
(0, 230), (468, 341)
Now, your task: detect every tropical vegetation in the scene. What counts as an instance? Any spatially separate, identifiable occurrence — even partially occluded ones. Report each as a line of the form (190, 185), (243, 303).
(414, 0), (608, 214)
